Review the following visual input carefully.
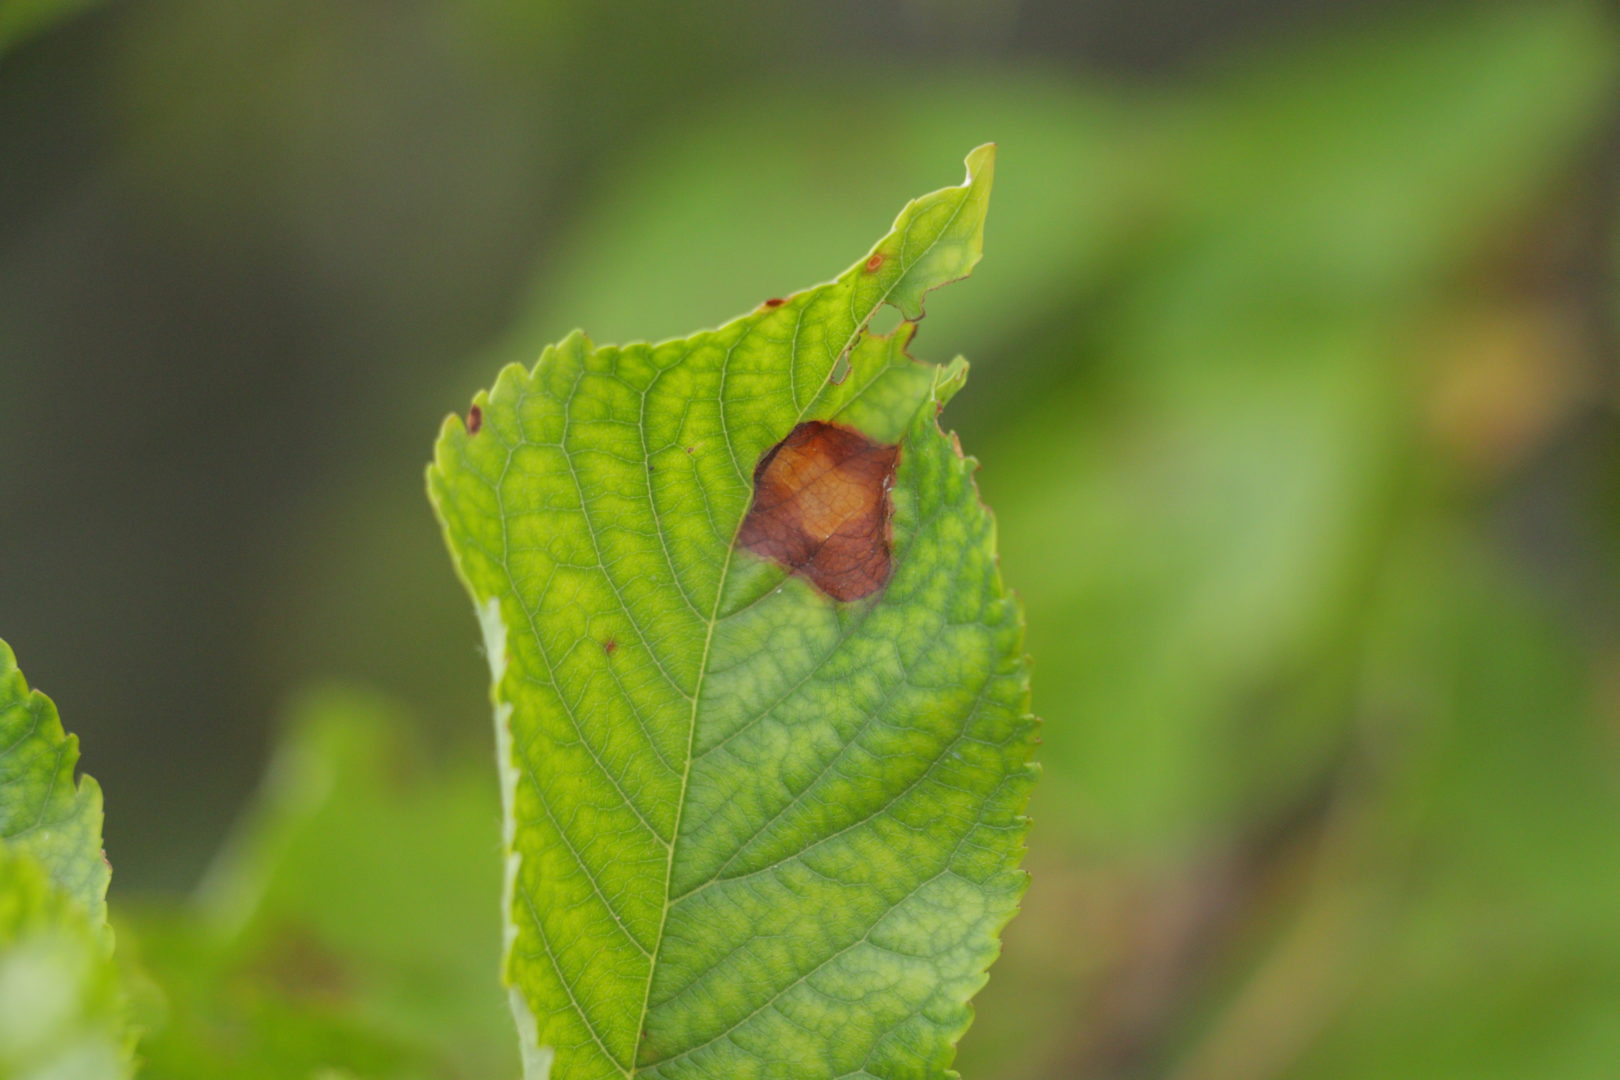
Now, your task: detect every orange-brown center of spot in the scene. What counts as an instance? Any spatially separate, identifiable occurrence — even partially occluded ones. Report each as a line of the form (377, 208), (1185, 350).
(737, 421), (899, 602)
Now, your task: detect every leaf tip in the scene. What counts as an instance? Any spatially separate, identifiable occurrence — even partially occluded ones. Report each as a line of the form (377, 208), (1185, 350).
(963, 142), (996, 189)
(865, 145), (996, 322)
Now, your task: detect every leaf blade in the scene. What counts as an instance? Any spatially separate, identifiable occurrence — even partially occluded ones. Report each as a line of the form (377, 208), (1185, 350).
(0, 639), (110, 929)
(0, 642), (127, 1079)
(429, 146), (1033, 1079)
(0, 846), (128, 1080)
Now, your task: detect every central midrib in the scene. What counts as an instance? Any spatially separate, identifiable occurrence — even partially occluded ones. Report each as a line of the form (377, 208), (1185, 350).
(623, 211), (964, 1076)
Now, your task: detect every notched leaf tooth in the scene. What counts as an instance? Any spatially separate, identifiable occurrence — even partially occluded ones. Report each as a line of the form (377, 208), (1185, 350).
(855, 143), (994, 324)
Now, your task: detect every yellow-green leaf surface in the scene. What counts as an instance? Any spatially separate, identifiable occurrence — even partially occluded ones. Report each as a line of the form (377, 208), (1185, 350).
(0, 639), (110, 927)
(428, 146), (1035, 1079)
(0, 847), (127, 1080)
(0, 642), (127, 1079)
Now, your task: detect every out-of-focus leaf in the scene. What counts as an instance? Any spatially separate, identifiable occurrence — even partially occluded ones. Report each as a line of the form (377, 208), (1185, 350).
(124, 686), (511, 1080)
(0, 0), (99, 54)
(490, 73), (1145, 386)
(1169, 537), (1620, 1080)
(1124, 0), (1619, 380)
(430, 147), (1035, 1078)
(956, 5), (1618, 1076)
(997, 0), (1618, 858)
(0, 846), (128, 1080)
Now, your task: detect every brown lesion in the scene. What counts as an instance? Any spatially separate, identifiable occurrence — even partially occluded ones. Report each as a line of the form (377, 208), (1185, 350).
(737, 420), (899, 601)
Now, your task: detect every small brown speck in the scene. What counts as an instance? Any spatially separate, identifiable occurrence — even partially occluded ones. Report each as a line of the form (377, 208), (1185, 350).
(864, 253), (885, 273)
(603, 638), (618, 656)
(764, 297), (786, 308)
(467, 404), (483, 434)
(685, 446), (695, 454)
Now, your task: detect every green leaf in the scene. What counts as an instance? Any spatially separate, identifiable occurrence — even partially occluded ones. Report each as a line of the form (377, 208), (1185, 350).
(981, 0), (1619, 859)
(429, 146), (1035, 1079)
(0, 638), (110, 928)
(0, 846), (128, 1080)
(124, 686), (512, 1080)
(0, 643), (126, 1078)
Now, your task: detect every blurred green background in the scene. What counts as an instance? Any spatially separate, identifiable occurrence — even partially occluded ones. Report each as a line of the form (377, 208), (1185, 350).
(5, 0), (1620, 1077)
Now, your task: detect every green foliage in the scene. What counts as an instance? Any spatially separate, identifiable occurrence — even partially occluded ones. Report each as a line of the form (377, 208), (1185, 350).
(429, 147), (1036, 1078)
(1, 639), (110, 926)
(471, 6), (1617, 1077)
(0, 847), (128, 1080)
(1273, 538), (1620, 1080)
(996, 0), (1619, 861)
(0, 642), (128, 1079)
(7, 3), (1620, 1077)
(123, 687), (512, 1079)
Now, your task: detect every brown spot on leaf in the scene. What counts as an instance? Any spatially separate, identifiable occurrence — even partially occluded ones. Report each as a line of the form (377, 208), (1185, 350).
(603, 638), (618, 656)
(864, 253), (885, 273)
(738, 421), (899, 601)
(763, 297), (786, 308)
(466, 404), (483, 434)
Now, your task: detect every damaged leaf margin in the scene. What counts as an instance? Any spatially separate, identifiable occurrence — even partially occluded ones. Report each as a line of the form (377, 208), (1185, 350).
(429, 145), (1035, 1079)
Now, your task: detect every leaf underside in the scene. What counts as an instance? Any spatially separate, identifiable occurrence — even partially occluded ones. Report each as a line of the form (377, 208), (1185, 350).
(429, 146), (1035, 1080)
